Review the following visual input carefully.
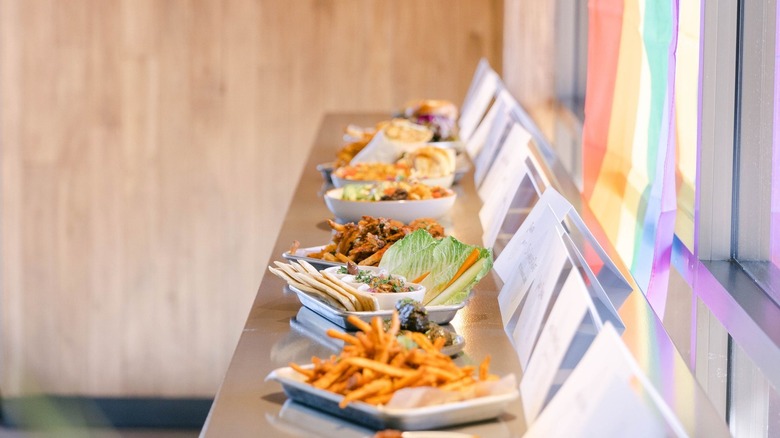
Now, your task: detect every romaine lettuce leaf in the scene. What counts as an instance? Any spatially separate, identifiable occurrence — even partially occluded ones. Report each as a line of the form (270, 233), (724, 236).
(379, 228), (438, 276)
(379, 229), (493, 305)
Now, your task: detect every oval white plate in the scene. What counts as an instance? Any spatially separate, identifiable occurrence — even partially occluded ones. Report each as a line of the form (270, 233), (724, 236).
(332, 173), (454, 189)
(323, 187), (456, 223)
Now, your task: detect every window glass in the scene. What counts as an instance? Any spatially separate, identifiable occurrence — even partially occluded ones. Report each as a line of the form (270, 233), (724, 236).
(674, 0), (701, 251)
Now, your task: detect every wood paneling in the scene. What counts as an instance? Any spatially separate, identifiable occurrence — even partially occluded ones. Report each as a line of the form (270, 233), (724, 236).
(503, 0), (556, 108)
(1, 0), (502, 397)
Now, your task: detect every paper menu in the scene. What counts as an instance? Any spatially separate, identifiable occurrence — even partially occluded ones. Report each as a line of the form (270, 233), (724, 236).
(477, 124), (532, 201)
(490, 176), (542, 255)
(497, 260), (531, 332)
(465, 97), (502, 160)
(493, 190), (571, 283)
(479, 127), (533, 247)
(460, 58), (493, 118)
(560, 231), (625, 332)
(524, 372), (667, 438)
(495, 204), (562, 326)
(543, 188), (633, 311)
(520, 269), (596, 423)
(524, 323), (685, 437)
(458, 69), (500, 143)
(510, 229), (571, 369)
(480, 161), (528, 248)
(472, 109), (512, 187)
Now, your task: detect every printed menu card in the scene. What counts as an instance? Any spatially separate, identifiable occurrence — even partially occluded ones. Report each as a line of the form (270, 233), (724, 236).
(459, 69), (499, 143)
(520, 268), (599, 422)
(479, 125), (533, 247)
(524, 323), (684, 437)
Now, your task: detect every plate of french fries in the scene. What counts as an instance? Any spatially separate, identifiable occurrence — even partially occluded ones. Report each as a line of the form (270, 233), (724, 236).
(267, 313), (519, 431)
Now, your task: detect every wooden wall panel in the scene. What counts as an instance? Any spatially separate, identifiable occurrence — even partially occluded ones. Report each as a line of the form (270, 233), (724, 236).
(1, 0), (502, 397)
(503, 0), (556, 122)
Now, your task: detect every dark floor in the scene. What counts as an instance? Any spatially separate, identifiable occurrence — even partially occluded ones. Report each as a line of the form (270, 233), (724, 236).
(0, 427), (200, 437)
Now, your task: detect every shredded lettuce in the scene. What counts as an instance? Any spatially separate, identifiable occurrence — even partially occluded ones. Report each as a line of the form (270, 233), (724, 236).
(379, 230), (493, 305)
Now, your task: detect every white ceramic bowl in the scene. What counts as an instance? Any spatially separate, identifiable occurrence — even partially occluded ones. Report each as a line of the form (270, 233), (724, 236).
(357, 283), (426, 310)
(341, 273), (405, 288)
(322, 265), (387, 281)
(323, 187), (456, 223)
(331, 173), (454, 189)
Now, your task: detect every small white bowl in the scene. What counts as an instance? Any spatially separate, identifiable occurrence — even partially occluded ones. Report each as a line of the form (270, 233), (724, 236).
(341, 273), (405, 288)
(357, 283), (426, 310)
(323, 187), (456, 223)
(322, 265), (388, 282)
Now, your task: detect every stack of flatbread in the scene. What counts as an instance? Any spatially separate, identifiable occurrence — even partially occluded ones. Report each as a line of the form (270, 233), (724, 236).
(269, 260), (378, 312)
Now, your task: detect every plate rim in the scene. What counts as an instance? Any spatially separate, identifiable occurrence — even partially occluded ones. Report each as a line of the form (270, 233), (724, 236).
(267, 365), (520, 420)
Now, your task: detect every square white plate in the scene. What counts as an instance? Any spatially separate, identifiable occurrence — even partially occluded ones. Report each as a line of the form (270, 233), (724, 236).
(287, 284), (466, 330)
(266, 366), (519, 431)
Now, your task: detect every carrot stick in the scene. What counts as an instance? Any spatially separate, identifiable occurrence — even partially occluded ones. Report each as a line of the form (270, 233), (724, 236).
(412, 271), (430, 283)
(442, 248), (480, 290)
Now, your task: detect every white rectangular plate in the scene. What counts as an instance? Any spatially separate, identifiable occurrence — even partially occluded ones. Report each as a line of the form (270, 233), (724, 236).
(267, 366), (519, 431)
(290, 306), (466, 357)
(282, 245), (344, 270)
(287, 285), (466, 330)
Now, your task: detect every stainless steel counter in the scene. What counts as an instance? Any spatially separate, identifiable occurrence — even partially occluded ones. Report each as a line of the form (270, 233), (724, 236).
(201, 113), (729, 437)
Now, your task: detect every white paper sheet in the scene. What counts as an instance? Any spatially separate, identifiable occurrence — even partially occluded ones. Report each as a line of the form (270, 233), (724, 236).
(465, 98), (502, 160)
(480, 161), (529, 248)
(479, 127), (533, 247)
(525, 371), (666, 438)
(478, 124), (532, 200)
(520, 270), (592, 422)
(472, 108), (512, 187)
(524, 324), (684, 437)
(458, 70), (500, 143)
(511, 230), (570, 369)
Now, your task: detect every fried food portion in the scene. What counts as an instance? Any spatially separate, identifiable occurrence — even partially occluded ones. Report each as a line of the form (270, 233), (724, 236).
(305, 216), (445, 266)
(289, 312), (497, 408)
(334, 125), (377, 168)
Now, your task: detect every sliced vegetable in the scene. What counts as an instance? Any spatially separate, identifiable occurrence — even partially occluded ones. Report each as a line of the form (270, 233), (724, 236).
(441, 248), (480, 291)
(412, 271), (430, 284)
(379, 230), (493, 306)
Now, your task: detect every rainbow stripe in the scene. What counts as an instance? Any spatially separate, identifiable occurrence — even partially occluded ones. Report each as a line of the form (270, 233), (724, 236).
(583, 0), (680, 310)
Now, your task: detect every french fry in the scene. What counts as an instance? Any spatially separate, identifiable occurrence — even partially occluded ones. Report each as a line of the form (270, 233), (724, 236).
(346, 315), (372, 333)
(479, 355), (491, 381)
(289, 362), (314, 379)
(312, 361), (351, 389)
(322, 253), (340, 262)
(343, 357), (416, 378)
(326, 328), (361, 346)
(339, 378), (392, 408)
(288, 312), (500, 409)
(391, 369), (424, 391)
(363, 392), (394, 405)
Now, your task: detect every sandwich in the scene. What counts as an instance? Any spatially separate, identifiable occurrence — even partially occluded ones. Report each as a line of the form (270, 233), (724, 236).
(400, 99), (459, 141)
(398, 145), (456, 178)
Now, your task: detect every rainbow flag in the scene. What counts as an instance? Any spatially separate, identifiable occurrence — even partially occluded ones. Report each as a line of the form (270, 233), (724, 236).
(583, 0), (680, 314)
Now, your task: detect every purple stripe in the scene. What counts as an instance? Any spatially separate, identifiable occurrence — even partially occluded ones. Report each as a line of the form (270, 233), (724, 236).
(694, 0), (707, 257)
(645, 0), (681, 319)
